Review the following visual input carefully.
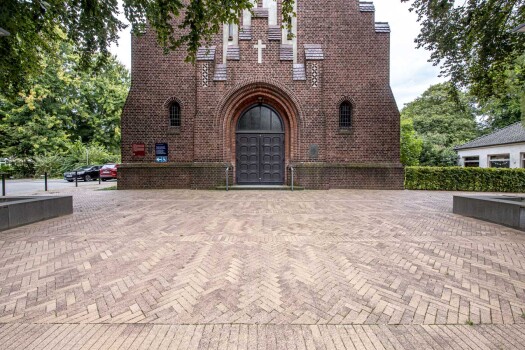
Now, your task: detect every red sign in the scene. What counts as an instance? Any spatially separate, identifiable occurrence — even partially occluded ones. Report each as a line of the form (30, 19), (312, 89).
(132, 143), (145, 157)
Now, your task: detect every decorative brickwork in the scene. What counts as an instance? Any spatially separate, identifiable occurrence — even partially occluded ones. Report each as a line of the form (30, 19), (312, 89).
(310, 62), (319, 87)
(120, 0), (402, 190)
(201, 62), (209, 87)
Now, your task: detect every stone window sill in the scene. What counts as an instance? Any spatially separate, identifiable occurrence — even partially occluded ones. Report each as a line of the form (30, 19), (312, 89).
(168, 127), (181, 135)
(338, 128), (353, 135)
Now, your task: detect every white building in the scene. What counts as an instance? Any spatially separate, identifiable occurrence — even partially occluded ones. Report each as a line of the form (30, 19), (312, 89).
(456, 122), (525, 168)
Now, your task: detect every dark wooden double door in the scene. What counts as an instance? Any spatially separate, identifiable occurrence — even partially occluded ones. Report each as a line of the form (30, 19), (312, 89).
(236, 105), (285, 185)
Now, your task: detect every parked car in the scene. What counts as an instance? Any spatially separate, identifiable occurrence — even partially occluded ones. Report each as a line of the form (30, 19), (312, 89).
(64, 165), (102, 182)
(100, 163), (119, 181)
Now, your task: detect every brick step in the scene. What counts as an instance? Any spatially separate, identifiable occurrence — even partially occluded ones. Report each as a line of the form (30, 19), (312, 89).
(216, 185), (304, 191)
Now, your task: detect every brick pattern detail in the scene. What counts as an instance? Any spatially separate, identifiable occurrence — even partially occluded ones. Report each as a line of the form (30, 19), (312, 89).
(1, 188), (525, 349)
(118, 164), (233, 189)
(290, 164), (404, 189)
(310, 62), (319, 87)
(201, 63), (209, 87)
(121, 0), (402, 189)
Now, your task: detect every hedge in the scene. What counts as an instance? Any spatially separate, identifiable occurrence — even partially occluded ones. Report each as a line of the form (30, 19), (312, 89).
(404, 166), (525, 192)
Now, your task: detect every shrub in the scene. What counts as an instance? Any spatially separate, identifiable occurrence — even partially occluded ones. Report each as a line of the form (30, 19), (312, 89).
(33, 154), (65, 177)
(405, 166), (525, 192)
(26, 141), (121, 178)
(0, 164), (13, 174)
(8, 158), (34, 178)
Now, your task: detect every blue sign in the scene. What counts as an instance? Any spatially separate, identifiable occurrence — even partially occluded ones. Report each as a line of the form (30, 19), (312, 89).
(156, 156), (168, 163)
(155, 143), (168, 156)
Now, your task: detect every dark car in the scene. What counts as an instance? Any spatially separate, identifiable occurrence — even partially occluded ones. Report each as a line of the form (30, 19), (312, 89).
(64, 165), (101, 182)
(100, 163), (119, 181)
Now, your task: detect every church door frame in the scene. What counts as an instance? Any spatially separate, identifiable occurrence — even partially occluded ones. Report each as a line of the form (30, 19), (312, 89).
(235, 104), (285, 185)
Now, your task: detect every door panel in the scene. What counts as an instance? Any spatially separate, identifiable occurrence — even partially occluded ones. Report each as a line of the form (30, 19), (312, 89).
(236, 133), (284, 184)
(236, 134), (260, 184)
(260, 134), (284, 183)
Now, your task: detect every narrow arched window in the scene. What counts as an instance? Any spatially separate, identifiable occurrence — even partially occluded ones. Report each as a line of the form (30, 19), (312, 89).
(169, 102), (181, 127)
(339, 101), (352, 128)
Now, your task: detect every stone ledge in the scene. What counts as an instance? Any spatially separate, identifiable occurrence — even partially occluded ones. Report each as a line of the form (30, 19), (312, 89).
(292, 162), (403, 169)
(0, 196), (73, 231)
(120, 162), (229, 169)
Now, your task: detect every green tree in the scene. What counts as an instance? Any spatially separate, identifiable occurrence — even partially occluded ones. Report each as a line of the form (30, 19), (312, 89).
(0, 0), (295, 96)
(401, 83), (480, 166)
(480, 54), (525, 130)
(402, 0), (525, 102)
(0, 41), (130, 159)
(400, 118), (423, 166)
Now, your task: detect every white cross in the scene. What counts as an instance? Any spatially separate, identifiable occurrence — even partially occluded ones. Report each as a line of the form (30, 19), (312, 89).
(253, 39), (266, 64)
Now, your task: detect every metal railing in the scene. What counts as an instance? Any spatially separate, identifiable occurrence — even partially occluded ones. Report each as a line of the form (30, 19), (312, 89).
(1, 172), (50, 196)
(288, 164), (295, 191)
(225, 163), (232, 191)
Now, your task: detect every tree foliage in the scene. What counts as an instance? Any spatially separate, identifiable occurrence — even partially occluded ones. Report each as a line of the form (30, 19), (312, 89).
(401, 83), (480, 166)
(0, 41), (130, 160)
(402, 0), (525, 102)
(480, 54), (525, 130)
(0, 0), (295, 96)
(400, 118), (423, 166)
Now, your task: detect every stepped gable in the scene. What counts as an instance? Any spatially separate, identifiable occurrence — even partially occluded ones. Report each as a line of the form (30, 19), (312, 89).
(292, 64), (306, 81)
(213, 64), (227, 81)
(227, 46), (240, 60)
(253, 7), (269, 18)
(239, 26), (252, 40)
(304, 44), (324, 60)
(196, 46), (216, 61)
(280, 44), (293, 61)
(359, 1), (375, 12)
(375, 22), (390, 33)
(268, 25), (281, 41)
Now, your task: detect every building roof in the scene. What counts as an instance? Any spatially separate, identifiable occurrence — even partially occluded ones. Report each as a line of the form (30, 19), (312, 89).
(455, 122), (525, 150)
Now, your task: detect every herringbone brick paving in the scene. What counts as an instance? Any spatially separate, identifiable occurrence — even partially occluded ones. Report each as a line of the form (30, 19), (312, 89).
(0, 188), (524, 349)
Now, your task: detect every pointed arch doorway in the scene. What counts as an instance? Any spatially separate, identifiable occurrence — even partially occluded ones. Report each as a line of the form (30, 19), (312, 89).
(236, 104), (285, 184)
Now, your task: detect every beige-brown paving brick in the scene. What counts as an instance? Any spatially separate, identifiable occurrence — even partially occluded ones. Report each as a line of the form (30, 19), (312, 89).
(0, 188), (525, 348)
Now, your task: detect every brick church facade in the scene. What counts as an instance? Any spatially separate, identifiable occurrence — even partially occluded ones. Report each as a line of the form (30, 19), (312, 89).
(119, 0), (404, 189)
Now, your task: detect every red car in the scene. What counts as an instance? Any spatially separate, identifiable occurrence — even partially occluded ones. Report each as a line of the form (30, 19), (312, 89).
(100, 164), (119, 181)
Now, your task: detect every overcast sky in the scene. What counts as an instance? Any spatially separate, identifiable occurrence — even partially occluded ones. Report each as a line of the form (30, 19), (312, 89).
(109, 0), (445, 109)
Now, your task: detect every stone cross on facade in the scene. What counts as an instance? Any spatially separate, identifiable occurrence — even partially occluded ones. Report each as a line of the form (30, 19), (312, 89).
(253, 39), (266, 64)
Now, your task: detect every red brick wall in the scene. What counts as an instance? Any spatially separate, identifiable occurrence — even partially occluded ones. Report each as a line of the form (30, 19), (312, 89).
(120, 0), (403, 190)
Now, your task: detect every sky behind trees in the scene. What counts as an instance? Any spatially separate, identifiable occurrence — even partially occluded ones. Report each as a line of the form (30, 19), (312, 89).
(109, 0), (445, 108)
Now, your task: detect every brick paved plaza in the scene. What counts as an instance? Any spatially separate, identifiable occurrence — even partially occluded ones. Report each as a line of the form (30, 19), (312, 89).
(0, 188), (524, 349)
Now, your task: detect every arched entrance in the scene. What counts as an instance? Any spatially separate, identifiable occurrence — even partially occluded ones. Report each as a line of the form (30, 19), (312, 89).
(236, 104), (285, 184)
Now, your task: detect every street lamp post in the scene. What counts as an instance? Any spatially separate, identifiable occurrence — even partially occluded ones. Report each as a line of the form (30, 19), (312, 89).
(0, 28), (10, 37)
(512, 23), (525, 33)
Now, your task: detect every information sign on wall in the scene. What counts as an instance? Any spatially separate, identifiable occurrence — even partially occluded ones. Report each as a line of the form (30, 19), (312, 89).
(155, 143), (168, 163)
(132, 143), (146, 157)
